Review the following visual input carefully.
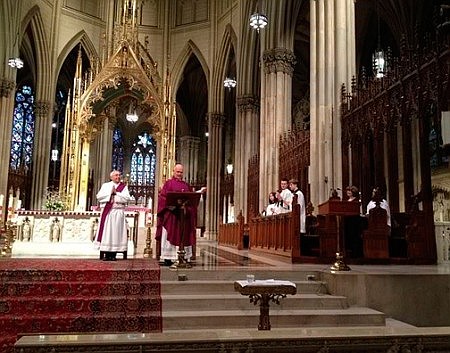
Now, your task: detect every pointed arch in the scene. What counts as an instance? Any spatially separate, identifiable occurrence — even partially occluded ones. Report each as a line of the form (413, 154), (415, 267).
(20, 5), (50, 99)
(211, 23), (237, 112)
(171, 40), (209, 93)
(56, 31), (98, 77)
(237, 0), (260, 96)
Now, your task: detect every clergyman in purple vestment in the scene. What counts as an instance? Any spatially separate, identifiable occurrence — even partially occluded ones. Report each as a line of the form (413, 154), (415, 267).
(155, 164), (205, 264)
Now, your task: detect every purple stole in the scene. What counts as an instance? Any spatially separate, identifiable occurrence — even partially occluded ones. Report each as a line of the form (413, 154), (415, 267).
(96, 182), (126, 243)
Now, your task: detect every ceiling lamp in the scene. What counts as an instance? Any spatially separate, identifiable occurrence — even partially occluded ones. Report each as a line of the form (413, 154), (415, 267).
(249, 12), (268, 32)
(8, 57), (24, 69)
(372, 0), (385, 78)
(223, 77), (237, 90)
(126, 112), (138, 123)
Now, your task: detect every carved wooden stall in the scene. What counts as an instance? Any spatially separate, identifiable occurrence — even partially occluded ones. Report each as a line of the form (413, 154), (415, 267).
(279, 129), (310, 202)
(340, 26), (449, 264)
(247, 154), (260, 220)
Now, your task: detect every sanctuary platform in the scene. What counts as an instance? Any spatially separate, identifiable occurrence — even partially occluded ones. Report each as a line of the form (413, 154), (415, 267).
(7, 238), (450, 352)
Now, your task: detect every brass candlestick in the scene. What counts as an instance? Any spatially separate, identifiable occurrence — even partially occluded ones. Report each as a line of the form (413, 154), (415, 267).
(143, 223), (152, 258)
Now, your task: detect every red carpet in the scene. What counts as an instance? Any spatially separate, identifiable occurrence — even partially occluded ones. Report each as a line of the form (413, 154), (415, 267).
(0, 258), (162, 353)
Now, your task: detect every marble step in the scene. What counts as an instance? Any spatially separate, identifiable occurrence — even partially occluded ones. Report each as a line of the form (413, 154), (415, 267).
(0, 281), (158, 297)
(162, 280), (328, 295)
(160, 268), (323, 282)
(162, 307), (386, 330)
(2, 295), (161, 315)
(0, 312), (162, 335)
(162, 293), (349, 311)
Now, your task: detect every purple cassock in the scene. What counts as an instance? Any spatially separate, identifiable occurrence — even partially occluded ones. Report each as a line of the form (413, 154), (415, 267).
(155, 177), (197, 247)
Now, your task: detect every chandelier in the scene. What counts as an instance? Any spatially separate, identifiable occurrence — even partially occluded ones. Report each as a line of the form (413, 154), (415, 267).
(249, 12), (268, 32)
(8, 57), (24, 69)
(223, 77), (237, 89)
(126, 112), (138, 122)
(126, 100), (139, 123)
(372, 0), (385, 78)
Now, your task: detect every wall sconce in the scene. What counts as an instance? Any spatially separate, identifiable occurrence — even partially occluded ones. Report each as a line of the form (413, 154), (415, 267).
(8, 57), (24, 69)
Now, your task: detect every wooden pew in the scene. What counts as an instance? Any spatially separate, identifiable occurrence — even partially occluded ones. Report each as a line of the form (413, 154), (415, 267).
(218, 211), (245, 250)
(248, 204), (301, 261)
(363, 206), (390, 259)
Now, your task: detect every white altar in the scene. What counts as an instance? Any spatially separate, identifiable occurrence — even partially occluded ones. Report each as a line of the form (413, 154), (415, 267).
(12, 210), (141, 258)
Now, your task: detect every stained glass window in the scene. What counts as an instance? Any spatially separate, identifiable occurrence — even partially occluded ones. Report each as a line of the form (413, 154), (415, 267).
(10, 85), (35, 171)
(112, 128), (124, 172)
(130, 132), (156, 185)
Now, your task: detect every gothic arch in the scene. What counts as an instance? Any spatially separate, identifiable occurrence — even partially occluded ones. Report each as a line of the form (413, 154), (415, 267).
(56, 31), (98, 78)
(211, 24), (237, 112)
(20, 5), (50, 99)
(171, 40), (209, 94)
(237, 1), (260, 96)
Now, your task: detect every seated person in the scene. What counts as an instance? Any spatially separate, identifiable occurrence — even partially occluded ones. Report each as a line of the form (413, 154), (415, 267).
(366, 187), (391, 228)
(264, 192), (278, 216)
(345, 186), (359, 202)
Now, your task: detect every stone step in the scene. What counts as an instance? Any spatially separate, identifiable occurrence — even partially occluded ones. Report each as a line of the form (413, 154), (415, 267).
(160, 268), (323, 282)
(1, 295), (161, 315)
(162, 307), (386, 330)
(0, 281), (159, 297)
(161, 280), (328, 295)
(0, 312), (162, 335)
(162, 293), (349, 311)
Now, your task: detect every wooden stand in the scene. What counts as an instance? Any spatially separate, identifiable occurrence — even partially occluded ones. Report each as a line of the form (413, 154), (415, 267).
(318, 200), (360, 271)
(165, 192), (201, 270)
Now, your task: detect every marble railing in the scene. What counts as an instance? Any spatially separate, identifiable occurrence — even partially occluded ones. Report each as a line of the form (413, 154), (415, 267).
(436, 221), (450, 264)
(11, 210), (139, 257)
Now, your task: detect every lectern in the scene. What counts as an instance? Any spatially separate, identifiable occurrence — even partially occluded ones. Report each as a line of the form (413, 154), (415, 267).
(166, 191), (201, 269)
(318, 199), (360, 271)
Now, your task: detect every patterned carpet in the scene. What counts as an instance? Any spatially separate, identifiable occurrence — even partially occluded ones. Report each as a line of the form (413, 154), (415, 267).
(0, 258), (162, 353)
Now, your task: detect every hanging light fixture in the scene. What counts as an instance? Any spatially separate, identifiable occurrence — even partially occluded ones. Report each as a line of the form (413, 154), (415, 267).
(8, 57), (24, 69)
(223, 77), (237, 90)
(249, 12), (268, 32)
(372, 0), (385, 78)
(126, 99), (138, 123)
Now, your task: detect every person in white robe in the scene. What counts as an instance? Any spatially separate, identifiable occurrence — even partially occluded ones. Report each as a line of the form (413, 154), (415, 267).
(93, 170), (132, 261)
(289, 178), (306, 234)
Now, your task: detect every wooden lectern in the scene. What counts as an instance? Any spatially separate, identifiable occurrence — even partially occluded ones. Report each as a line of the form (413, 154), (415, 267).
(318, 200), (360, 271)
(166, 191), (201, 269)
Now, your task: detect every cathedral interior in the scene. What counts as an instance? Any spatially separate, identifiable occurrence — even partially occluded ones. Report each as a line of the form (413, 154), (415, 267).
(0, 0), (449, 236)
(0, 1), (450, 351)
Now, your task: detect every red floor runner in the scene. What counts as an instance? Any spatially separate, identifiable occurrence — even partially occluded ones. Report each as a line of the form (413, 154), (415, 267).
(0, 258), (162, 353)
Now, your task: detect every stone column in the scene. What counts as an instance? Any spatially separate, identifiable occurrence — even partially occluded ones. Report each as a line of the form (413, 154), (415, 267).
(31, 101), (52, 209)
(309, 0), (356, 208)
(259, 48), (296, 211)
(91, 113), (114, 194)
(235, 95), (259, 218)
(179, 135), (200, 184)
(204, 113), (225, 240)
(0, 78), (16, 212)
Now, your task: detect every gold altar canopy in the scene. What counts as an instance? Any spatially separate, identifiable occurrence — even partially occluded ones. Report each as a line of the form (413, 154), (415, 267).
(60, 0), (176, 210)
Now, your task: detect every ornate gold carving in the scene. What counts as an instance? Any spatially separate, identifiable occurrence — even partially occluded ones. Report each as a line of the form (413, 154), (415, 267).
(263, 48), (297, 75)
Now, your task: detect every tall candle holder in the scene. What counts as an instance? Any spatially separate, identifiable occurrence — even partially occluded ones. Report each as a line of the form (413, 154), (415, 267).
(143, 223), (153, 258)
